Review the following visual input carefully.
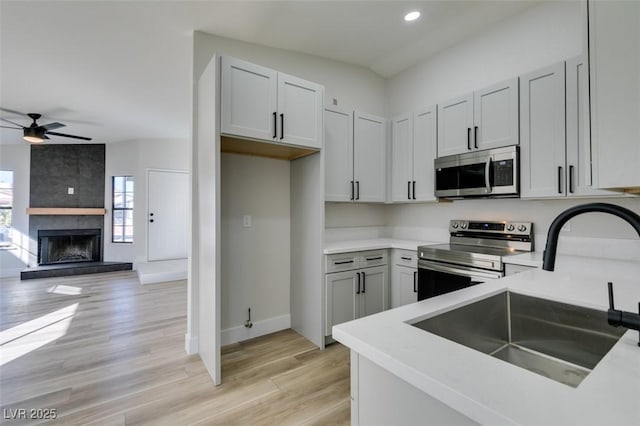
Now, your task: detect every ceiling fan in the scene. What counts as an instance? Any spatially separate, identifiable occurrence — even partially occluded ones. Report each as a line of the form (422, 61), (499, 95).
(0, 107), (92, 143)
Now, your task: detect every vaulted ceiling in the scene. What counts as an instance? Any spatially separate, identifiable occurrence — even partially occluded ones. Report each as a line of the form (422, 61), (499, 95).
(0, 1), (536, 145)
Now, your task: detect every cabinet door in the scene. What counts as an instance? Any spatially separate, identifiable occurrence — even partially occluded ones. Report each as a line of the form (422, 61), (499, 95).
(325, 270), (358, 336)
(277, 73), (323, 149)
(324, 107), (354, 201)
(391, 266), (417, 309)
(359, 265), (388, 318)
(474, 77), (519, 151)
(354, 112), (387, 202)
(520, 62), (566, 198)
(412, 106), (437, 202)
(391, 114), (414, 202)
(221, 56), (277, 141)
(437, 94), (474, 157)
(589, 1), (640, 189)
(566, 55), (617, 198)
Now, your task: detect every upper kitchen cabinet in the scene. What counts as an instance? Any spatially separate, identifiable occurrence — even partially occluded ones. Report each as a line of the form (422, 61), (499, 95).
(324, 106), (386, 202)
(589, 1), (640, 190)
(221, 56), (323, 149)
(437, 78), (519, 157)
(521, 58), (621, 199)
(391, 106), (437, 202)
(520, 62), (567, 198)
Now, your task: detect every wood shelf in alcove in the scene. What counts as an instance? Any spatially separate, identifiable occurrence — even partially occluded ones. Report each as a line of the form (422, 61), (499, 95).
(26, 208), (107, 216)
(221, 136), (319, 160)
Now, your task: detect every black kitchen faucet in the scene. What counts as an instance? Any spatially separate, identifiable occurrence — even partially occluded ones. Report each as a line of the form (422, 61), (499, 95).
(542, 202), (640, 346)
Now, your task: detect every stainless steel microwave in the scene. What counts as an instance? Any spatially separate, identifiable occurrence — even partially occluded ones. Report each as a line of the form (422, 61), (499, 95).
(434, 145), (519, 198)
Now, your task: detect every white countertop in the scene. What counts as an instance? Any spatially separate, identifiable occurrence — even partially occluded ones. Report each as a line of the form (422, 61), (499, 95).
(323, 238), (440, 254)
(333, 259), (640, 426)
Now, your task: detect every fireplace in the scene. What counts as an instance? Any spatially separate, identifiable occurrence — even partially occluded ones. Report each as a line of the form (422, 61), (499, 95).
(38, 229), (101, 266)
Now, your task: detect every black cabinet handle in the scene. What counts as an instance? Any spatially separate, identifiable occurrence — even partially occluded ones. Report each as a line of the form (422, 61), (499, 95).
(558, 166), (563, 194)
(413, 181), (416, 200)
(149, 213), (154, 217)
(279, 113), (284, 140)
(334, 260), (354, 265)
(569, 165), (575, 194)
(467, 127), (471, 150)
(365, 256), (383, 261)
(413, 271), (417, 293)
(273, 112), (277, 138)
(350, 181), (354, 200)
(361, 271), (366, 294)
(149, 219), (154, 223)
(401, 256), (412, 261)
(474, 126), (478, 149)
(356, 181), (360, 200)
(407, 181), (411, 200)
(356, 272), (361, 294)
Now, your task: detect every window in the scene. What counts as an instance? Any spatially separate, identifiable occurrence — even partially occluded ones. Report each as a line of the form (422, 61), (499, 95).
(112, 176), (134, 243)
(0, 171), (13, 247)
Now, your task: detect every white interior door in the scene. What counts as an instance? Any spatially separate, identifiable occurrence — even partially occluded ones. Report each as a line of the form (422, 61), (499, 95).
(147, 169), (190, 261)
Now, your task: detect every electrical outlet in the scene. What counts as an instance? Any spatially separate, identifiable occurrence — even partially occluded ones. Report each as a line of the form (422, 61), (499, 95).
(67, 187), (74, 195)
(243, 215), (252, 228)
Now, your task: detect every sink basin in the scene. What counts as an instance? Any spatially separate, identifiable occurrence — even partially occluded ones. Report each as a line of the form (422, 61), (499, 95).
(411, 291), (627, 387)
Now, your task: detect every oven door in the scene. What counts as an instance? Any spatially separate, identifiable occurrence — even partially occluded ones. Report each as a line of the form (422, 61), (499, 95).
(417, 259), (503, 301)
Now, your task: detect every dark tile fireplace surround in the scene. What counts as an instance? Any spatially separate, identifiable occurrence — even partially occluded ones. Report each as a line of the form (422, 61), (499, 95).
(21, 144), (131, 280)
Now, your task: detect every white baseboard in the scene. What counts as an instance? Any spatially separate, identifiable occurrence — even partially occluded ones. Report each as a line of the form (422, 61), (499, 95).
(185, 333), (199, 354)
(221, 314), (291, 346)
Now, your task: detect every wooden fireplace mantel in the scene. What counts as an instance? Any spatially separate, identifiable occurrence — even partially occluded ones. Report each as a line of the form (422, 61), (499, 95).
(26, 208), (107, 216)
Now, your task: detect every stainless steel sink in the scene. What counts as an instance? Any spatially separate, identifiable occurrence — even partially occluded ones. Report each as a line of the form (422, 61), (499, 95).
(411, 291), (627, 387)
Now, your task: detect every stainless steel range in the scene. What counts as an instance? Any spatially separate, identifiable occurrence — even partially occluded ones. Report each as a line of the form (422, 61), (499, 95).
(417, 220), (533, 300)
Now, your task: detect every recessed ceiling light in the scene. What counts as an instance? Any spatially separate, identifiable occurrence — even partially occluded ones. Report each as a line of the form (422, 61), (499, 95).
(404, 11), (421, 22)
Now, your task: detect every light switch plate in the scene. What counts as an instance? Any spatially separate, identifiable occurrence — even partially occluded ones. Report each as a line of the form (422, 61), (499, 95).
(243, 215), (252, 228)
(67, 187), (74, 195)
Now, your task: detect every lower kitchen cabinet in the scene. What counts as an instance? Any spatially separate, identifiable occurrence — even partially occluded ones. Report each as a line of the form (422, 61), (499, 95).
(391, 249), (418, 308)
(325, 252), (389, 337)
(391, 266), (417, 308)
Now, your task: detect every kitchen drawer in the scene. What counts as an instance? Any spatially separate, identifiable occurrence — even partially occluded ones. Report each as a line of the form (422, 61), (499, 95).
(326, 253), (359, 273)
(505, 263), (537, 276)
(392, 249), (417, 268)
(358, 250), (388, 269)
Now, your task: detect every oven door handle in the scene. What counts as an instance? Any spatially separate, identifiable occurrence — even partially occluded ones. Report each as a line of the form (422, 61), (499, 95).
(484, 158), (492, 193)
(418, 259), (502, 280)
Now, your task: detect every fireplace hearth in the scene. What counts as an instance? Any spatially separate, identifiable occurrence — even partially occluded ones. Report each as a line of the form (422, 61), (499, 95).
(38, 229), (101, 266)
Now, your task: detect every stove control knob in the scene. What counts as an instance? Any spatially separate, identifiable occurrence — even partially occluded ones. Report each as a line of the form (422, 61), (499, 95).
(452, 222), (459, 229)
(518, 225), (527, 232)
(460, 222), (468, 229)
(507, 224), (515, 232)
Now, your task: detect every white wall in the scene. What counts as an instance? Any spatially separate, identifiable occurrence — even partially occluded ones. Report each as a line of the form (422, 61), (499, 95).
(0, 144), (30, 274)
(386, 1), (584, 116)
(104, 138), (190, 265)
(220, 153), (290, 331)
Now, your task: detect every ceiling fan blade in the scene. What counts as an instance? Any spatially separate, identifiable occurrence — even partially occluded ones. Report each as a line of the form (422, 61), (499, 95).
(41, 122), (66, 131)
(0, 117), (25, 128)
(45, 131), (92, 141)
(0, 107), (29, 117)
(0, 125), (22, 129)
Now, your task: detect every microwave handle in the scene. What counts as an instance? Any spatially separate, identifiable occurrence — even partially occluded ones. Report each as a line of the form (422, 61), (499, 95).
(484, 158), (492, 192)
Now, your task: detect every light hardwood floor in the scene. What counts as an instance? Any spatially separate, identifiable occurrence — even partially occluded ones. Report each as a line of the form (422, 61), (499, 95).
(0, 271), (350, 425)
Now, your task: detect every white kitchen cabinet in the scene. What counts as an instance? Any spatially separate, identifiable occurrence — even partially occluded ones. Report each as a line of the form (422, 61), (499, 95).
(391, 106), (437, 202)
(520, 62), (566, 198)
(325, 250), (389, 337)
(324, 106), (387, 202)
(589, 0), (640, 189)
(520, 58), (620, 199)
(437, 78), (518, 157)
(391, 249), (418, 308)
(221, 56), (323, 149)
